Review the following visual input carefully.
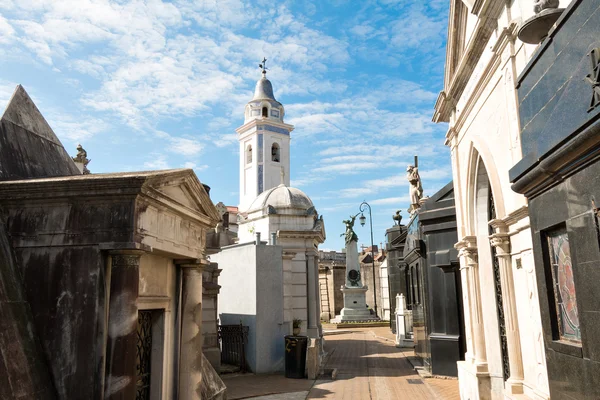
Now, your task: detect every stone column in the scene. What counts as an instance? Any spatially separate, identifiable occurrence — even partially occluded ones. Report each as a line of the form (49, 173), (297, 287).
(178, 261), (205, 400)
(490, 230), (524, 393)
(306, 253), (319, 338)
(456, 238), (487, 372)
(104, 251), (144, 400)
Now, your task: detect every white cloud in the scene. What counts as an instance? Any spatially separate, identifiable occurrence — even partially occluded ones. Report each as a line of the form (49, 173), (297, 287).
(143, 154), (170, 170)
(46, 113), (109, 142)
(389, 9), (445, 50)
(182, 161), (207, 171)
(369, 196), (410, 206)
(0, 14), (15, 44)
(0, 81), (17, 110)
(168, 137), (204, 156)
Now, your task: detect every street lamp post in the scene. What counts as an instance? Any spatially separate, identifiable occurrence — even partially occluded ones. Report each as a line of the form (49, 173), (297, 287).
(359, 201), (377, 317)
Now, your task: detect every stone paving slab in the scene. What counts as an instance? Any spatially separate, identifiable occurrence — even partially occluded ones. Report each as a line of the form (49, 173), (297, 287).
(308, 329), (460, 400)
(222, 373), (314, 399)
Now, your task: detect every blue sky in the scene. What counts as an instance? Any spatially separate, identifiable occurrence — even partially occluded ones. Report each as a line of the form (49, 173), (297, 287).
(0, 0), (450, 251)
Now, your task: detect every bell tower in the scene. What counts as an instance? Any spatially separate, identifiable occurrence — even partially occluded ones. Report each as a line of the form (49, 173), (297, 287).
(237, 59), (294, 211)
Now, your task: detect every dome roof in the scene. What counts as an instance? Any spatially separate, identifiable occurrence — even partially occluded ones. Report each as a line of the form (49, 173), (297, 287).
(247, 184), (314, 213)
(252, 75), (277, 101)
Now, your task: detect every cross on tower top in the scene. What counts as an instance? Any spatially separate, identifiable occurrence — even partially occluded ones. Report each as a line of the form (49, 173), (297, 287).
(259, 57), (268, 75)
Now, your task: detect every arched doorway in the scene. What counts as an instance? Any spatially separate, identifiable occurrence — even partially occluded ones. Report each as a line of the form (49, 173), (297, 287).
(474, 157), (510, 382)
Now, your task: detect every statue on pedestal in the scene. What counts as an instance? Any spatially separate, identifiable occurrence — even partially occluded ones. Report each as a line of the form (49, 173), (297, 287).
(341, 215), (358, 245)
(72, 144), (91, 174)
(407, 165), (423, 213)
(534, 0), (559, 13)
(393, 210), (402, 226)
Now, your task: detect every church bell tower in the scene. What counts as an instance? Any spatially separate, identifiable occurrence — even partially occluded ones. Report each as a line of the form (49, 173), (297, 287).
(237, 59), (294, 211)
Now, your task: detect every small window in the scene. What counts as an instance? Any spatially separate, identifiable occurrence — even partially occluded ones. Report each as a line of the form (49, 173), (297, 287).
(262, 107), (268, 118)
(546, 228), (581, 343)
(271, 143), (280, 162)
(246, 145), (252, 164)
(404, 268), (411, 308)
(415, 263), (420, 305)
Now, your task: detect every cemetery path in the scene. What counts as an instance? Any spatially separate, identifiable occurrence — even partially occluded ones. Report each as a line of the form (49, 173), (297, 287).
(307, 329), (460, 400)
(223, 328), (459, 400)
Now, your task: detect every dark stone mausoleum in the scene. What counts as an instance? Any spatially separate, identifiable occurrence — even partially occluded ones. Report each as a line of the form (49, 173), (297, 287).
(402, 182), (465, 376)
(510, 1), (600, 398)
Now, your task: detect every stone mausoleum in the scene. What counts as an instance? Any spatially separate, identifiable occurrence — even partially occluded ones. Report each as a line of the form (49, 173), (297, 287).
(0, 85), (225, 399)
(510, 1), (600, 397)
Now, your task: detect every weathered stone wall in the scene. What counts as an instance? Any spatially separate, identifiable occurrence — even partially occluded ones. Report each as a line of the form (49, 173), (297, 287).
(0, 222), (56, 400)
(4, 198), (135, 399)
(360, 259), (383, 318)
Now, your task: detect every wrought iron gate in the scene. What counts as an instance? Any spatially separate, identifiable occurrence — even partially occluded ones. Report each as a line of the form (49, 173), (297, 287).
(218, 323), (249, 372)
(136, 310), (154, 400)
(489, 188), (510, 381)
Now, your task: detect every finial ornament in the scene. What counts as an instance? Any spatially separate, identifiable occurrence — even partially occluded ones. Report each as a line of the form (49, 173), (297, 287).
(72, 144), (91, 174)
(280, 167), (285, 185)
(259, 57), (268, 75)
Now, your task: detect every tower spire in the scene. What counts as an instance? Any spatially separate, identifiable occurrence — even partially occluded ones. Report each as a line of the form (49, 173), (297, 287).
(258, 57), (268, 76)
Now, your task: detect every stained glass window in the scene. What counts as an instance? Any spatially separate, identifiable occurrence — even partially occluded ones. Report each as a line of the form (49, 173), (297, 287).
(547, 229), (581, 343)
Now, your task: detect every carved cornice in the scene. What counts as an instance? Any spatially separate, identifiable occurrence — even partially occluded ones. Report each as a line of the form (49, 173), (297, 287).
(488, 218), (508, 232)
(433, 15), (499, 123)
(502, 205), (529, 226)
(444, 127), (458, 148)
(175, 259), (207, 268)
(278, 229), (325, 244)
(511, 118), (600, 198)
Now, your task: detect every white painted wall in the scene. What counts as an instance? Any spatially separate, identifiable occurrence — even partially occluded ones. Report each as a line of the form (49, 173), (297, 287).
(211, 242), (287, 373)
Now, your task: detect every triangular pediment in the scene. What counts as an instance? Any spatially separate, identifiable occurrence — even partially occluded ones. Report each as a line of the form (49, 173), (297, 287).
(144, 170), (221, 225)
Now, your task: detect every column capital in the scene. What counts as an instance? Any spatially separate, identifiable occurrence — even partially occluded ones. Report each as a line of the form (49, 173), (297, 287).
(489, 233), (510, 256)
(455, 236), (478, 267)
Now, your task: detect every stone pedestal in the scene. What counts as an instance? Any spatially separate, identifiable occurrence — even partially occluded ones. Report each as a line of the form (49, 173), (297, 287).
(331, 239), (374, 322)
(395, 293), (414, 348)
(335, 286), (372, 321)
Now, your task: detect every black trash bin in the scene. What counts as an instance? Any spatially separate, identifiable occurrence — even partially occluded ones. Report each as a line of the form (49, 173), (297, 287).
(284, 335), (308, 378)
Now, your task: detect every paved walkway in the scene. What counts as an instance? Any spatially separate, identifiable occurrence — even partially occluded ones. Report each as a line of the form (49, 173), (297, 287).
(223, 328), (460, 400)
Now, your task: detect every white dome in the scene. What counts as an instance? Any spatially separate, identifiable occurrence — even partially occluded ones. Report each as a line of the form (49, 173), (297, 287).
(247, 184), (314, 213)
